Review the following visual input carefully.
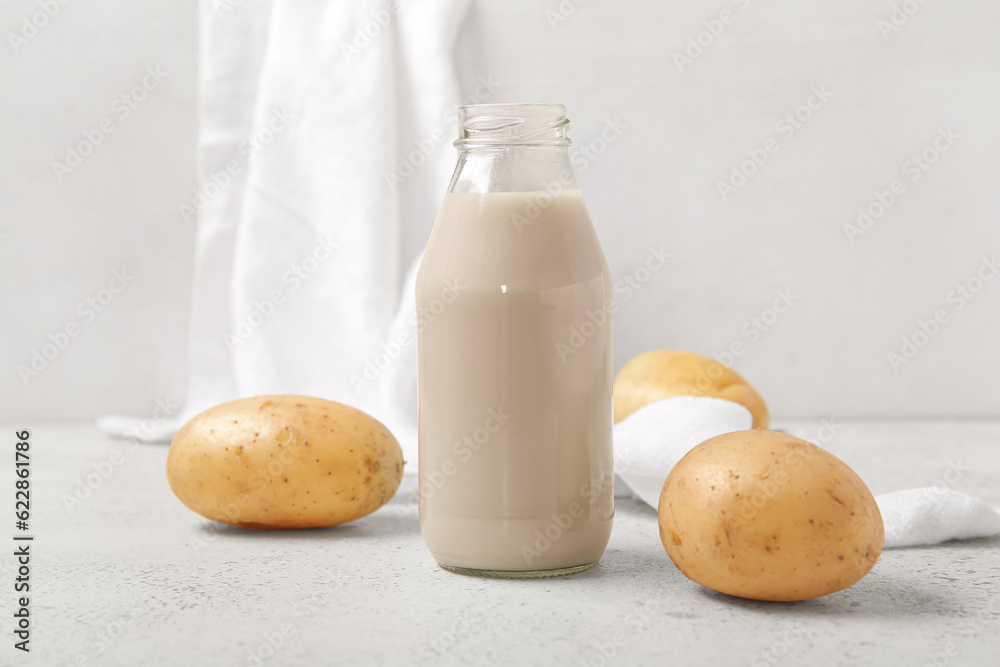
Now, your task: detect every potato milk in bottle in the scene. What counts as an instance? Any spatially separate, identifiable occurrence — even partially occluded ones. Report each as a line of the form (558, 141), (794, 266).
(416, 103), (614, 578)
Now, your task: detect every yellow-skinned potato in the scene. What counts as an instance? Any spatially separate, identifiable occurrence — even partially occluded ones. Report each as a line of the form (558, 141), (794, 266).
(659, 430), (883, 602)
(614, 349), (769, 428)
(167, 395), (404, 529)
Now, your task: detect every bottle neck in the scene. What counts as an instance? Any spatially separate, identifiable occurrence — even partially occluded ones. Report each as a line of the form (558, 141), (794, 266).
(448, 146), (578, 195)
(448, 103), (579, 195)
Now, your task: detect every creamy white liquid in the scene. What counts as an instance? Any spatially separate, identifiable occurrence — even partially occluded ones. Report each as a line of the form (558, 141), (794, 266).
(417, 191), (614, 572)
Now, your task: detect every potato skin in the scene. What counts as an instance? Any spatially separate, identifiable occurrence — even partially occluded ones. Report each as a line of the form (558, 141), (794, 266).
(166, 395), (404, 529)
(613, 349), (769, 428)
(658, 430), (883, 602)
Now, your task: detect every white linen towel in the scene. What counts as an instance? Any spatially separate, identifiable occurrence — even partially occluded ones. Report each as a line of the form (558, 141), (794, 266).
(613, 397), (1000, 548)
(99, 0), (470, 468)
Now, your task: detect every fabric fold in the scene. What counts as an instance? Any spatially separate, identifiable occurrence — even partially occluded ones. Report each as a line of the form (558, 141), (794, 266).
(612, 396), (1000, 548)
(99, 0), (471, 464)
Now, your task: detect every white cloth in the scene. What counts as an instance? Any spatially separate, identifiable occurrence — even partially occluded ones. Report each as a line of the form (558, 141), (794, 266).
(99, 0), (470, 468)
(613, 397), (1000, 548)
(613, 396), (754, 508)
(875, 487), (1000, 548)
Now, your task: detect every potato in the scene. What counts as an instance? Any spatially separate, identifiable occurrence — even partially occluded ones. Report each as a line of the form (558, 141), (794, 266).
(658, 430), (883, 601)
(166, 395), (404, 529)
(614, 349), (769, 428)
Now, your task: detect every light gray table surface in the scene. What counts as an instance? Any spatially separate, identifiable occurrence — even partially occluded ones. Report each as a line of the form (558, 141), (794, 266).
(5, 420), (999, 667)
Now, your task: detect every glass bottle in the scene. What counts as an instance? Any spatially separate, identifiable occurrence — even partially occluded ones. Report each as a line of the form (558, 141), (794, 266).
(416, 103), (614, 578)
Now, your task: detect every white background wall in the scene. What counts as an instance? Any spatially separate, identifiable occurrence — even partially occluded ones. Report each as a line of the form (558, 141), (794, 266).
(2, 0), (998, 422)
(1, 0), (198, 421)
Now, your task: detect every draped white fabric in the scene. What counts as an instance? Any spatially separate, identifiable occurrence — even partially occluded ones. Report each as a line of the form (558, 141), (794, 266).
(613, 397), (1000, 548)
(98, 0), (471, 464)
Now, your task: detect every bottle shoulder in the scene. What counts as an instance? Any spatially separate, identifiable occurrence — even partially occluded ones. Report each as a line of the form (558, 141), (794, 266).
(417, 191), (609, 296)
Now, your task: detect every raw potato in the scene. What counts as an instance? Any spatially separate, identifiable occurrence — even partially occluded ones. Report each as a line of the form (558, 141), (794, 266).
(658, 430), (883, 602)
(167, 395), (404, 529)
(614, 349), (769, 428)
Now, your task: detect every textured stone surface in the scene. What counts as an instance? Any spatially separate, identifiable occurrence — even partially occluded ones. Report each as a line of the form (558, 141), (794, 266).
(9, 421), (1000, 666)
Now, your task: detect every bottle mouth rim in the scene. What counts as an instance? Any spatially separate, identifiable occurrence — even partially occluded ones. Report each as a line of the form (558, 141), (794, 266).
(455, 103), (571, 147)
(458, 102), (566, 112)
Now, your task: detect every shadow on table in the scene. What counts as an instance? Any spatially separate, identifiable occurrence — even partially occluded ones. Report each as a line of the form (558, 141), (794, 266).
(192, 487), (423, 541)
(689, 535), (1000, 619)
